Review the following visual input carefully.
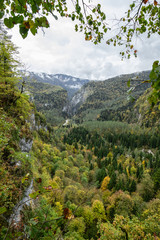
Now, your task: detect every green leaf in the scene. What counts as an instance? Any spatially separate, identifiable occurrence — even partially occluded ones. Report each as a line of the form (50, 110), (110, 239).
(30, 217), (38, 225)
(127, 79), (131, 87)
(149, 70), (157, 81)
(12, 15), (24, 24)
(29, 191), (40, 199)
(152, 60), (159, 70)
(0, 207), (7, 215)
(127, 86), (135, 94)
(4, 17), (14, 28)
(30, 26), (37, 35)
(19, 25), (29, 38)
(21, 173), (30, 183)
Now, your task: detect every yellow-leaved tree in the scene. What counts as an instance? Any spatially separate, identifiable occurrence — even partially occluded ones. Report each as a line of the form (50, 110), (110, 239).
(101, 176), (110, 191)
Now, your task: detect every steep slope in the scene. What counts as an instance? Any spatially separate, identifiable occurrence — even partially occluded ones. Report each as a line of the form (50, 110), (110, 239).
(64, 71), (151, 122)
(26, 72), (90, 98)
(129, 88), (160, 129)
(26, 80), (68, 125)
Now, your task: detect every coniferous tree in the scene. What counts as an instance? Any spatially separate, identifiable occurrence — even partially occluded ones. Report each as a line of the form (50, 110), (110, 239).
(0, 22), (23, 110)
(108, 172), (117, 190)
(129, 179), (136, 193)
(0, 21), (20, 84)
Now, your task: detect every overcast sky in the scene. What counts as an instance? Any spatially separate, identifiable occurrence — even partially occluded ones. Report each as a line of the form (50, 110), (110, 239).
(10, 0), (160, 80)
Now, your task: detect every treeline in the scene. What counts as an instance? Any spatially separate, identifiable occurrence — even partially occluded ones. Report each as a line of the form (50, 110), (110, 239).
(64, 126), (160, 151)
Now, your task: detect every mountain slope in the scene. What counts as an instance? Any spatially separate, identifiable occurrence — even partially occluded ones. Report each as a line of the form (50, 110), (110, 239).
(26, 72), (90, 98)
(130, 88), (160, 128)
(26, 80), (68, 125)
(64, 71), (151, 122)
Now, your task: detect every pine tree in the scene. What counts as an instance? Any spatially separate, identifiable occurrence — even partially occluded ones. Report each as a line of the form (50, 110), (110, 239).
(129, 179), (136, 193)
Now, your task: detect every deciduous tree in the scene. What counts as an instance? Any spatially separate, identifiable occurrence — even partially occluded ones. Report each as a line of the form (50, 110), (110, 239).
(0, 0), (107, 42)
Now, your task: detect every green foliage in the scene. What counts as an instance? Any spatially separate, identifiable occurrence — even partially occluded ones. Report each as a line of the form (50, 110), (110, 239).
(72, 71), (150, 123)
(64, 231), (85, 240)
(106, 1), (160, 59)
(27, 80), (68, 125)
(67, 217), (86, 235)
(148, 61), (160, 107)
(107, 191), (134, 218)
(137, 172), (154, 201)
(23, 198), (60, 239)
(0, 35), (160, 238)
(98, 220), (125, 240)
(1, 0), (107, 43)
(92, 200), (106, 220)
(133, 88), (160, 129)
(0, 24), (19, 81)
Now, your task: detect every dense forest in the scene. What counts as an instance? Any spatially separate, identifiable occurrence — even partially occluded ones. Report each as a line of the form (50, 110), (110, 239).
(1, 15), (160, 240)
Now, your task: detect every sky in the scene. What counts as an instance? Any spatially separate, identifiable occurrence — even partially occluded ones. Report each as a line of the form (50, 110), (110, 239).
(10, 0), (160, 80)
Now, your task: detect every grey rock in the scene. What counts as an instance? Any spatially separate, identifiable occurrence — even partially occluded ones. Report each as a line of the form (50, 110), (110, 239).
(19, 138), (33, 152)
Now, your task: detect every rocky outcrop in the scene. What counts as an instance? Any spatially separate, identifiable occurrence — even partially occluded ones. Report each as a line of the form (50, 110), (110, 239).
(19, 138), (33, 153)
(63, 85), (93, 116)
(9, 180), (33, 227)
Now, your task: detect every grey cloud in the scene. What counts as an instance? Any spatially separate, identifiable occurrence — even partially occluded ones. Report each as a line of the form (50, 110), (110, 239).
(10, 2), (159, 81)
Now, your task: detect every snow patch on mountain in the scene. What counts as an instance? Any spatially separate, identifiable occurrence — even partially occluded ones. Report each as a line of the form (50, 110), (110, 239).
(26, 72), (90, 98)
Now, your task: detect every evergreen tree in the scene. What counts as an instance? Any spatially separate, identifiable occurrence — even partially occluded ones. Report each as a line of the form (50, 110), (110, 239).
(129, 179), (137, 193)
(0, 22), (23, 110)
(108, 172), (117, 190)
(0, 21), (20, 83)
(118, 163), (123, 173)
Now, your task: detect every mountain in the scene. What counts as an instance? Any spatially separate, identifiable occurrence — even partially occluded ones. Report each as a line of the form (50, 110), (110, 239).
(26, 72), (90, 98)
(25, 70), (152, 125)
(64, 71), (151, 123)
(26, 80), (68, 125)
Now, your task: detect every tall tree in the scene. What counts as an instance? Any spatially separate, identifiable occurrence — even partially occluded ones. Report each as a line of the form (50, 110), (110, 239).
(0, 21), (20, 84)
(0, 22), (23, 109)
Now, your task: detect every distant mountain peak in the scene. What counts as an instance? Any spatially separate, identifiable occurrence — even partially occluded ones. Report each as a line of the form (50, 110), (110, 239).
(26, 71), (90, 98)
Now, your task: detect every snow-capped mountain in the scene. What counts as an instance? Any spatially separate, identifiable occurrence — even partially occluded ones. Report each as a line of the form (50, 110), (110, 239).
(26, 72), (90, 98)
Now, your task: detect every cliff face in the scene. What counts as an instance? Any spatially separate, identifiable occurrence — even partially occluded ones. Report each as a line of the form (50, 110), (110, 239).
(63, 85), (93, 116)
(0, 81), (50, 227)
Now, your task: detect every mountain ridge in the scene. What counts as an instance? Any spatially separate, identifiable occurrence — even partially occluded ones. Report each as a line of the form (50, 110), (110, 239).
(26, 71), (90, 98)
(64, 70), (151, 121)
(25, 70), (152, 125)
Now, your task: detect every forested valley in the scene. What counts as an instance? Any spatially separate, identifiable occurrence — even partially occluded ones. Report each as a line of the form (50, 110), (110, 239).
(1, 14), (160, 240)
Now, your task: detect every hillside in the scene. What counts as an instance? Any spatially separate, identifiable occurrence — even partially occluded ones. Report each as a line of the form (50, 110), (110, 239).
(64, 71), (151, 122)
(26, 80), (68, 125)
(26, 72), (90, 98)
(130, 88), (160, 129)
(25, 71), (153, 126)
